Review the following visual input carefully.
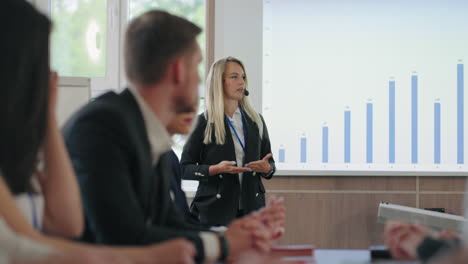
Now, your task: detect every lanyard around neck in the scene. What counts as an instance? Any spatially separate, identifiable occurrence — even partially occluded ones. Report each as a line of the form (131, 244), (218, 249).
(27, 192), (40, 230)
(226, 111), (246, 151)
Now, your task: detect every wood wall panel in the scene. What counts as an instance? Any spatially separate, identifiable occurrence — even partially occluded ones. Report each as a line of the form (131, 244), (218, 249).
(263, 176), (416, 191)
(419, 194), (466, 216)
(267, 192), (416, 249)
(419, 177), (467, 192)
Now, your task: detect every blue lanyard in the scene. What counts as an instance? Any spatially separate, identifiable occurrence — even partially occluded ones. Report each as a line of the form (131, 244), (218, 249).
(27, 192), (40, 230)
(226, 112), (246, 151)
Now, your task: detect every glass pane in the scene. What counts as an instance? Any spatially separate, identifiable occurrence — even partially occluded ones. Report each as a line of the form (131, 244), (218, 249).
(128, 0), (206, 85)
(51, 0), (107, 77)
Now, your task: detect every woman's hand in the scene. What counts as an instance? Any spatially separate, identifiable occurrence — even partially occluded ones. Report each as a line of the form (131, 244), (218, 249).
(209, 161), (250, 175)
(384, 221), (432, 260)
(225, 214), (272, 262)
(435, 229), (460, 240)
(245, 153), (273, 173)
(39, 70), (85, 238)
(258, 196), (286, 240)
(48, 71), (59, 120)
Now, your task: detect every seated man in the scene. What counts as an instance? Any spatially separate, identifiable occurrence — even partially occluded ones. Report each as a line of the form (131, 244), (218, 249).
(163, 106), (204, 227)
(63, 10), (279, 263)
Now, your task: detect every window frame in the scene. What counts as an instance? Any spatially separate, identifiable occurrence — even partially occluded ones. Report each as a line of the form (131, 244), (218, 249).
(34, 0), (124, 97)
(33, 0), (214, 97)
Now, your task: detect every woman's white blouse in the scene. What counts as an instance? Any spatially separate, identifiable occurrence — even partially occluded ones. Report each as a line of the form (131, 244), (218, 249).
(0, 218), (54, 263)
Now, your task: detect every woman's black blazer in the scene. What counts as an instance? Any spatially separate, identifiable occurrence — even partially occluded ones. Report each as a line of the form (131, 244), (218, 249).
(180, 110), (275, 226)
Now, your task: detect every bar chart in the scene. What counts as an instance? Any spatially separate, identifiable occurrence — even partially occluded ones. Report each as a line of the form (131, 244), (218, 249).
(265, 62), (466, 174)
(263, 0), (468, 174)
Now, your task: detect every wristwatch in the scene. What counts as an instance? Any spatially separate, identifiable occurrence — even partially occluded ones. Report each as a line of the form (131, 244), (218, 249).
(217, 234), (229, 261)
(265, 166), (275, 177)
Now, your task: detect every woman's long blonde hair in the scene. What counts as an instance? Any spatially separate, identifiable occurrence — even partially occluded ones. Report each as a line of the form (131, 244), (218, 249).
(203, 57), (263, 145)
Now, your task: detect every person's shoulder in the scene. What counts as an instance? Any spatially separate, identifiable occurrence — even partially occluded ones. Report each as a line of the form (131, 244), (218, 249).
(197, 112), (207, 121)
(85, 89), (133, 114)
(72, 90), (119, 117)
(257, 112), (266, 123)
(186, 113), (207, 138)
(245, 110), (265, 125)
(196, 112), (208, 126)
(161, 149), (178, 161)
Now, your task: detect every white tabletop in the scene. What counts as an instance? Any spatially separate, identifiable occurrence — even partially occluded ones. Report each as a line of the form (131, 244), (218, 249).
(282, 250), (419, 264)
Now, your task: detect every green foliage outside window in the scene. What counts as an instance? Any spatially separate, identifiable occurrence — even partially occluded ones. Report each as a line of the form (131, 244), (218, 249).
(51, 0), (107, 77)
(130, 0), (206, 83)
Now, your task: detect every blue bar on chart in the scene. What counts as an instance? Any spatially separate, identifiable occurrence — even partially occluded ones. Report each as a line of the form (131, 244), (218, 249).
(344, 109), (351, 163)
(389, 79), (396, 163)
(434, 100), (441, 164)
(457, 63), (464, 164)
(300, 135), (307, 163)
(411, 74), (418, 164)
(322, 125), (329, 163)
(279, 146), (285, 163)
(367, 101), (373, 163)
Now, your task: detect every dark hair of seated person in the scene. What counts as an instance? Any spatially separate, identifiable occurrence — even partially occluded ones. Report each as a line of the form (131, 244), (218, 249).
(0, 0), (51, 194)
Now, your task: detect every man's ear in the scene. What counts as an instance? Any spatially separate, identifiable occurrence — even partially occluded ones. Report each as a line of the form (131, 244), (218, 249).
(171, 57), (186, 85)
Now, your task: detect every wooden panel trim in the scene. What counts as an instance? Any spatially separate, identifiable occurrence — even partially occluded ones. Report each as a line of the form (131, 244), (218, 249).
(263, 176), (417, 191)
(268, 190), (416, 194)
(268, 190), (467, 194)
(419, 191), (468, 194)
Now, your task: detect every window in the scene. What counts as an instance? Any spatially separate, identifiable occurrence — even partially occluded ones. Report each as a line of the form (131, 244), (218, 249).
(37, 0), (121, 97)
(50, 0), (107, 77)
(38, 0), (207, 98)
(36, 0), (207, 191)
(128, 0), (206, 89)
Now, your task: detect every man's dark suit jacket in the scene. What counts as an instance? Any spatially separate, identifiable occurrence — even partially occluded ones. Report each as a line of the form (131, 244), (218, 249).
(162, 150), (203, 226)
(63, 89), (208, 260)
(180, 110), (276, 226)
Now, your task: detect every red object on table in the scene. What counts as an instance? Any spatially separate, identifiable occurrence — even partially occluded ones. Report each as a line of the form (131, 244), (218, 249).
(270, 245), (315, 258)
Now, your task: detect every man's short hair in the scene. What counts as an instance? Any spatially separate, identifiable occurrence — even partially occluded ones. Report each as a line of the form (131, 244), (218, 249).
(124, 10), (202, 85)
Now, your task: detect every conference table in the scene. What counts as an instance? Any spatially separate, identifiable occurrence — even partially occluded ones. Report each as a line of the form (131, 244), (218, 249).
(286, 249), (419, 264)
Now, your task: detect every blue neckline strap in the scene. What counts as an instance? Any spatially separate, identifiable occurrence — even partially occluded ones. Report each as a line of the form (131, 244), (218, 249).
(27, 192), (40, 231)
(226, 111), (246, 151)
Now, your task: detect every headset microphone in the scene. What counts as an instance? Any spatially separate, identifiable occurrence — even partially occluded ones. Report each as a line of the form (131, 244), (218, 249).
(244, 89), (249, 96)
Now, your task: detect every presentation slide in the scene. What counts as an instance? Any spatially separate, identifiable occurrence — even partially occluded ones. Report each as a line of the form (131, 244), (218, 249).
(263, 0), (468, 175)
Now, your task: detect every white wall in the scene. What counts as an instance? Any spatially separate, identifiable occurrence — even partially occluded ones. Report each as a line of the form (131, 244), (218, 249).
(57, 77), (90, 126)
(31, 0), (48, 14)
(214, 0), (263, 112)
